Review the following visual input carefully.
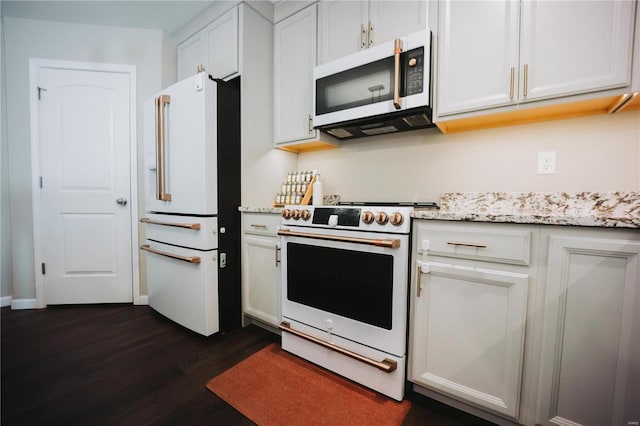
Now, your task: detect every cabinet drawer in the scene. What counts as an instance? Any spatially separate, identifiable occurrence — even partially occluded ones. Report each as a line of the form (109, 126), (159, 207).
(242, 212), (281, 236)
(415, 221), (531, 265)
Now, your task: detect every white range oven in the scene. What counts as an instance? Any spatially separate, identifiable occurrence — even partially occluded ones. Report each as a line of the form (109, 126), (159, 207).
(277, 202), (436, 401)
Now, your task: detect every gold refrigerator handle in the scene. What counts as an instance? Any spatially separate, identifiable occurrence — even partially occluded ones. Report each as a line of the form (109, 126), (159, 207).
(155, 95), (172, 201)
(393, 38), (403, 109)
(277, 229), (400, 249)
(140, 218), (201, 230)
(279, 321), (397, 373)
(140, 244), (201, 264)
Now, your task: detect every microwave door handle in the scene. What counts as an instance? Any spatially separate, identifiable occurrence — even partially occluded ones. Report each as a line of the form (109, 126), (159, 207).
(393, 38), (402, 109)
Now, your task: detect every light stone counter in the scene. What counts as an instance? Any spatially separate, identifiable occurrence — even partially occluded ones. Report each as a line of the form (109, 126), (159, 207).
(412, 192), (640, 228)
(238, 206), (283, 214)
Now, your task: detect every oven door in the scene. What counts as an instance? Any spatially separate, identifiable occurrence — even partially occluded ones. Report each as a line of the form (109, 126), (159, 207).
(313, 29), (430, 128)
(279, 227), (409, 357)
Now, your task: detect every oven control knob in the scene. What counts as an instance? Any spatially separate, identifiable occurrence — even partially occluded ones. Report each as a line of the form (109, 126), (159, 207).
(390, 212), (404, 226)
(281, 209), (292, 219)
(361, 211), (375, 224)
(301, 209), (311, 221)
(375, 212), (389, 225)
(291, 209), (301, 220)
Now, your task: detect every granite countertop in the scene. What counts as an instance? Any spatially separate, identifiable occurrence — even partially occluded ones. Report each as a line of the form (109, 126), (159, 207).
(412, 192), (640, 228)
(239, 191), (640, 228)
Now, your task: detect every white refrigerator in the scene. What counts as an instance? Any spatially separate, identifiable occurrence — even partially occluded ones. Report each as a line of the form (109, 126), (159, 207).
(141, 72), (241, 336)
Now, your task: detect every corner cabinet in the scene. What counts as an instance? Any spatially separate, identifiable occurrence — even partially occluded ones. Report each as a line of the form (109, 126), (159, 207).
(317, 0), (427, 65)
(535, 227), (640, 426)
(409, 221), (535, 420)
(241, 212), (282, 329)
(177, 7), (239, 81)
(273, 4), (339, 152)
(436, 0), (636, 118)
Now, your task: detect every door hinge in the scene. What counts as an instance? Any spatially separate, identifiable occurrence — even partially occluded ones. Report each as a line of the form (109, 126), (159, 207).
(37, 86), (47, 100)
(41, 263), (46, 275)
(39, 176), (43, 188)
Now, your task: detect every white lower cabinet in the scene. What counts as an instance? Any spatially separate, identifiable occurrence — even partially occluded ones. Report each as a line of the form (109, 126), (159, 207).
(409, 220), (640, 425)
(241, 212), (282, 328)
(535, 228), (640, 426)
(410, 221), (534, 420)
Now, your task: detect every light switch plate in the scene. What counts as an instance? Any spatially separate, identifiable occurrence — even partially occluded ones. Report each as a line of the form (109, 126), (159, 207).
(537, 151), (556, 174)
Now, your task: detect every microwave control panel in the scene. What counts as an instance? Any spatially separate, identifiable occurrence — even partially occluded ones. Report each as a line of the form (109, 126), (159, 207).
(405, 47), (424, 96)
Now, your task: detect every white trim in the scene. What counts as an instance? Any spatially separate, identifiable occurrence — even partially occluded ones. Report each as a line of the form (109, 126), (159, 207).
(29, 59), (139, 307)
(1, 296), (13, 308)
(11, 298), (38, 310)
(136, 295), (148, 306)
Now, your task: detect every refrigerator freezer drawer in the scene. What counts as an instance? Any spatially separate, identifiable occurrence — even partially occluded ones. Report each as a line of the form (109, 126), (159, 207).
(143, 214), (218, 250)
(144, 241), (219, 336)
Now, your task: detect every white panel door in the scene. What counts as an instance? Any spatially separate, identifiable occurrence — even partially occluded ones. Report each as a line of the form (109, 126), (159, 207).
(368, 1), (427, 48)
(241, 235), (281, 327)
(38, 66), (133, 304)
(177, 34), (203, 80)
(410, 261), (528, 418)
(436, 0), (520, 116)
(520, 0), (635, 102)
(205, 7), (239, 80)
(536, 235), (640, 426)
(318, 0), (368, 64)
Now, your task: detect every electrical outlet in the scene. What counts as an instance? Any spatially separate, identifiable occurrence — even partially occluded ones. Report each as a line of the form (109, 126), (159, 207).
(537, 151), (556, 174)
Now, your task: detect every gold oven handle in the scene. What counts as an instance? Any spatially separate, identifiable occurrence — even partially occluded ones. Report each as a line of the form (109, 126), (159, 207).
(141, 244), (201, 264)
(155, 95), (172, 201)
(393, 38), (403, 109)
(279, 321), (397, 373)
(277, 229), (400, 249)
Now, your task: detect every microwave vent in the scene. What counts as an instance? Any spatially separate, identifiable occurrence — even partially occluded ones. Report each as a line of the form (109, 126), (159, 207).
(327, 128), (354, 139)
(403, 114), (431, 127)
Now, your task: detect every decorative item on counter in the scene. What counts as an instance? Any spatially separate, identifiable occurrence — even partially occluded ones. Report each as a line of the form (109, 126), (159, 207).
(312, 173), (323, 206)
(274, 170), (319, 207)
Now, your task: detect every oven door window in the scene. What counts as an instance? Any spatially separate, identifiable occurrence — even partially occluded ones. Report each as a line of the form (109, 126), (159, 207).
(286, 242), (394, 330)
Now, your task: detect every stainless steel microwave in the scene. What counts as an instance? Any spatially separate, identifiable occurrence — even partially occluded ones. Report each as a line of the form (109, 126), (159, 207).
(313, 29), (433, 140)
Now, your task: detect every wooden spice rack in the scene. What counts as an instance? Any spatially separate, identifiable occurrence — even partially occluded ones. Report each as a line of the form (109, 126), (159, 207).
(274, 175), (316, 207)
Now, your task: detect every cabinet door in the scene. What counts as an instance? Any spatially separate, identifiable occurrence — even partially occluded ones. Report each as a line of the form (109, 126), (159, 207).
(318, 0), (368, 64)
(368, 1), (427, 48)
(536, 235), (640, 426)
(204, 7), (239, 80)
(520, 1), (634, 103)
(274, 5), (317, 144)
(410, 261), (528, 418)
(177, 34), (203, 81)
(436, 0), (519, 116)
(241, 236), (281, 327)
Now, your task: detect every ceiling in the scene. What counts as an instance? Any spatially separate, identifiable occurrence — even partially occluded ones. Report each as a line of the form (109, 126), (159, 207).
(0, 0), (217, 34)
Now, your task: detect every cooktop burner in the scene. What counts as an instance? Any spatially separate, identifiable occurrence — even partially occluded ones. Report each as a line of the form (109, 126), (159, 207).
(337, 201), (439, 208)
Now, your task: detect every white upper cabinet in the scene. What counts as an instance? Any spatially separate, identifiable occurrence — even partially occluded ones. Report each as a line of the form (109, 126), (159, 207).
(520, 1), (634, 103)
(177, 7), (239, 81)
(436, 0), (636, 118)
(318, 0), (427, 64)
(436, 0), (519, 116)
(274, 5), (318, 144)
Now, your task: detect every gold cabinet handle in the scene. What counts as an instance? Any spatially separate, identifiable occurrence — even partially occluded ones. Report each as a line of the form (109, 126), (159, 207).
(308, 114), (313, 134)
(279, 321), (397, 373)
(523, 64), (529, 97)
(278, 229), (400, 249)
(447, 241), (487, 249)
(360, 24), (367, 48)
(155, 95), (172, 201)
(275, 245), (281, 267)
(510, 67), (515, 100)
(416, 261), (423, 298)
(393, 38), (403, 109)
(141, 244), (201, 264)
(140, 218), (201, 230)
(250, 224), (267, 229)
(368, 21), (374, 47)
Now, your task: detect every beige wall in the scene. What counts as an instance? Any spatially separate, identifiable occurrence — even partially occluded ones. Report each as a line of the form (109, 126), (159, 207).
(298, 110), (640, 203)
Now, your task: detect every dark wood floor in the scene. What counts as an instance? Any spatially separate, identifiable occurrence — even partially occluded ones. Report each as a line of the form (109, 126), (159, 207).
(1, 305), (494, 425)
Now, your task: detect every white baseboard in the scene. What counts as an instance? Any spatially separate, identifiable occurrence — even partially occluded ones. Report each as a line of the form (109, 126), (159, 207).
(1, 296), (13, 308)
(11, 298), (38, 310)
(135, 295), (149, 305)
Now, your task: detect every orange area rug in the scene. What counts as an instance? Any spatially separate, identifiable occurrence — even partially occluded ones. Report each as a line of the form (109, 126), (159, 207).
(206, 343), (411, 426)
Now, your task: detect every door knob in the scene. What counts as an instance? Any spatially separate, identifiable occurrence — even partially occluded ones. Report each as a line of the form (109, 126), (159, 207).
(116, 197), (128, 206)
